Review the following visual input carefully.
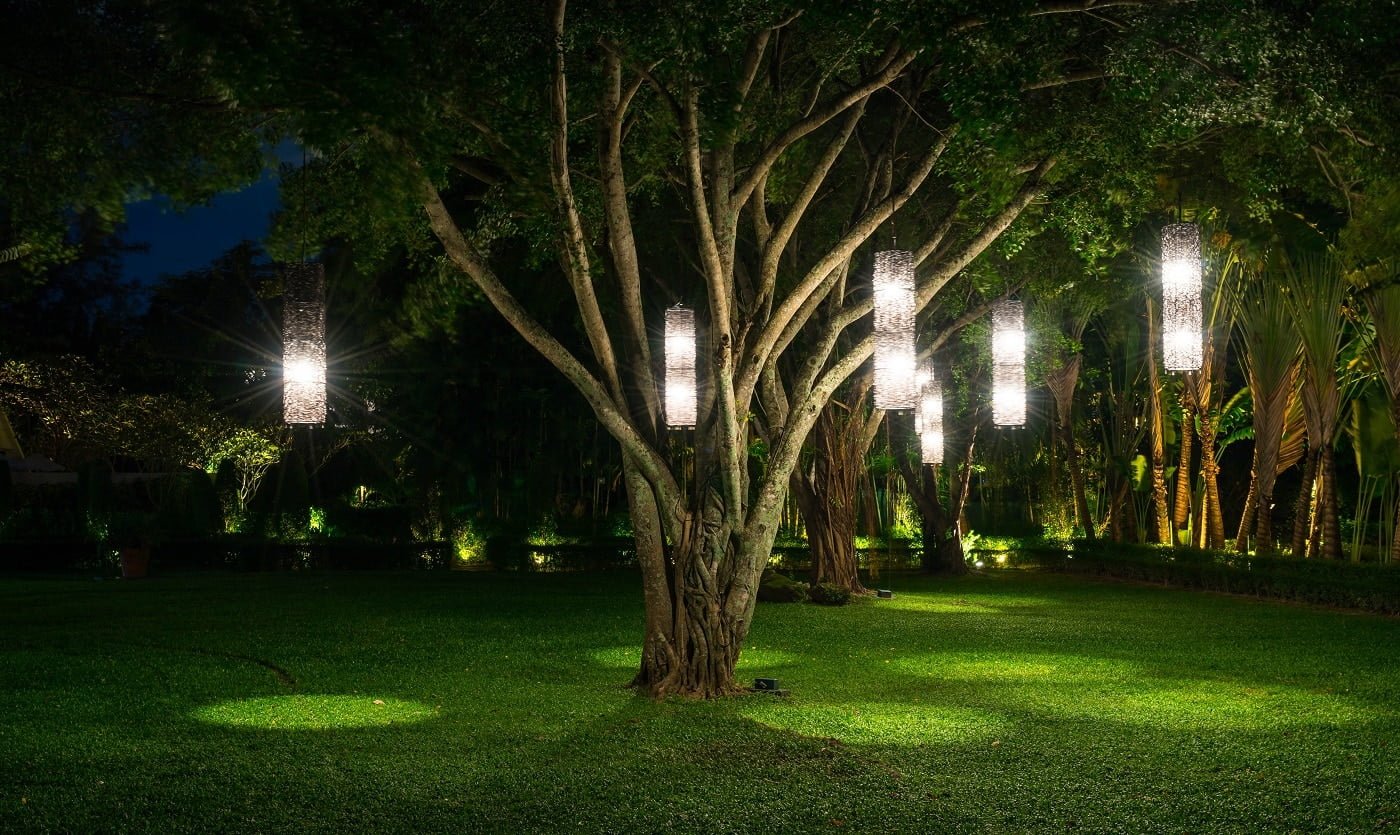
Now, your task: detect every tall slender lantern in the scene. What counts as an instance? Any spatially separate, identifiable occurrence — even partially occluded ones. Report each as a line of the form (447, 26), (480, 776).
(664, 304), (697, 427)
(282, 262), (327, 424)
(992, 299), (1026, 426)
(1160, 222), (1203, 371)
(914, 363), (944, 465)
(873, 249), (917, 410)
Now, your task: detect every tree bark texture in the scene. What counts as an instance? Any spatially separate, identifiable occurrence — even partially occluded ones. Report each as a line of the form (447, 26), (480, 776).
(1045, 354), (1092, 539)
(1172, 392), (1197, 542)
(1145, 299), (1174, 545)
(900, 459), (968, 575)
(1291, 448), (1319, 558)
(1197, 408), (1226, 550)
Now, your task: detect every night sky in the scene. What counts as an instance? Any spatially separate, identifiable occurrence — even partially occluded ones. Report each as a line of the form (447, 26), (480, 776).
(119, 140), (299, 285)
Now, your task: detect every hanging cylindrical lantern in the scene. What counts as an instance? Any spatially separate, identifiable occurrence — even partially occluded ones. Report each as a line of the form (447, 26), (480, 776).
(873, 249), (917, 410)
(1161, 222), (1203, 372)
(282, 262), (326, 425)
(992, 299), (1025, 427)
(664, 304), (697, 427)
(914, 363), (944, 465)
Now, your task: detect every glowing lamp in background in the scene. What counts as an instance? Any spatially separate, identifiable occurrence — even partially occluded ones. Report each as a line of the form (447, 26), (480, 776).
(664, 305), (697, 427)
(992, 299), (1025, 427)
(914, 362), (944, 465)
(1160, 222), (1203, 371)
(873, 249), (917, 410)
(282, 262), (326, 425)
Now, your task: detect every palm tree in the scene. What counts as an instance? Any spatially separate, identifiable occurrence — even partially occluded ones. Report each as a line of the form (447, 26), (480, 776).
(1284, 252), (1351, 560)
(1230, 267), (1301, 554)
(1358, 271), (1400, 562)
(1041, 306), (1094, 540)
(1183, 231), (1237, 550)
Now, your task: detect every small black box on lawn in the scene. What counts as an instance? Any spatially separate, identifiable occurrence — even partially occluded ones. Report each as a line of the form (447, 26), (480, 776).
(877, 589), (894, 599)
(753, 677), (781, 691)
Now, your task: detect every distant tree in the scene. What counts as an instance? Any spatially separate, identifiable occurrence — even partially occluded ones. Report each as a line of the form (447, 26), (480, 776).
(1286, 253), (1353, 560)
(1229, 265), (1301, 555)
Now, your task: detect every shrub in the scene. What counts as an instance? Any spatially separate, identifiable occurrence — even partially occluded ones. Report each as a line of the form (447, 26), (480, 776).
(758, 569), (808, 603)
(807, 583), (852, 606)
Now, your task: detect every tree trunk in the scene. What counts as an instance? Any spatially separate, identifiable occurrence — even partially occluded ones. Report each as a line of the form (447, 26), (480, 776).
(1198, 409), (1226, 550)
(1291, 447), (1319, 557)
(1234, 480), (1257, 553)
(1390, 399), (1400, 564)
(1067, 426), (1094, 541)
(1172, 394), (1197, 542)
(900, 405), (982, 576)
(1045, 355), (1092, 540)
(790, 387), (876, 595)
(1318, 441), (1343, 560)
(792, 467), (868, 592)
(628, 470), (786, 698)
(1108, 477), (1134, 543)
(1254, 483), (1274, 556)
(900, 460), (968, 575)
(1145, 301), (1174, 545)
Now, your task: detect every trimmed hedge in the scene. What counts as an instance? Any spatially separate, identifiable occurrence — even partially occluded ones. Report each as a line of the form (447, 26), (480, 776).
(1015, 540), (1400, 615)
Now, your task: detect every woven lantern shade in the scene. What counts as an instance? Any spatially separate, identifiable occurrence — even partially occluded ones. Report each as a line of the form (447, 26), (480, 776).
(992, 299), (1025, 427)
(664, 305), (697, 427)
(873, 249), (917, 410)
(914, 363), (944, 465)
(282, 262), (326, 425)
(1161, 222), (1203, 371)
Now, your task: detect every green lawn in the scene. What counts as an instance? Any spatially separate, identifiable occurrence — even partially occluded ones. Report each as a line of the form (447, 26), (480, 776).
(2, 569), (1396, 833)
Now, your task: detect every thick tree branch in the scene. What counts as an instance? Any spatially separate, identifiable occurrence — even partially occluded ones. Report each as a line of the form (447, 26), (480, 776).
(739, 129), (952, 409)
(752, 99), (868, 328)
(416, 174), (678, 508)
(600, 49), (658, 423)
(730, 45), (919, 210)
(916, 155), (1057, 308)
(550, 0), (623, 399)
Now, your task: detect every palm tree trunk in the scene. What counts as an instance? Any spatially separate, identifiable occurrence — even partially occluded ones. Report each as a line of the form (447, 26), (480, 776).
(1198, 410), (1225, 550)
(1234, 480), (1257, 553)
(1319, 441), (1343, 560)
(1146, 302), (1173, 545)
(1173, 396), (1196, 543)
(1067, 427), (1094, 541)
(1292, 448), (1318, 557)
(1391, 400), (1400, 564)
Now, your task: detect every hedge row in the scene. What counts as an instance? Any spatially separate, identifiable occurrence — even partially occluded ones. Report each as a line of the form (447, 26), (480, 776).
(0, 539), (453, 574)
(1013, 541), (1400, 615)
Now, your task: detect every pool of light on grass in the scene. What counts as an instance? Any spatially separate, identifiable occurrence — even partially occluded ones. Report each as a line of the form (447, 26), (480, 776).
(739, 699), (1009, 746)
(193, 695), (436, 730)
(893, 653), (1376, 731)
